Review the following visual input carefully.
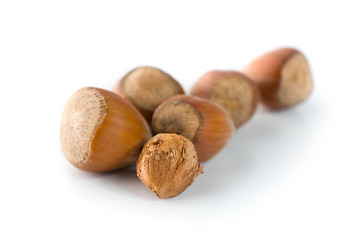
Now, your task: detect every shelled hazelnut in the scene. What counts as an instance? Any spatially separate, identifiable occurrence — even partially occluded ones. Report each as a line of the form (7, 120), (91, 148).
(137, 134), (203, 199)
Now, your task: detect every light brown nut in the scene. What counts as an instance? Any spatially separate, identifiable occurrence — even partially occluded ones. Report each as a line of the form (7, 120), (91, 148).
(137, 134), (203, 199)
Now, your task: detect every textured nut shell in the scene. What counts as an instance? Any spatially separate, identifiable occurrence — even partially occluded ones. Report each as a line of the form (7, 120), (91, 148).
(152, 95), (235, 162)
(190, 70), (259, 127)
(113, 66), (184, 123)
(243, 48), (313, 110)
(61, 87), (152, 172)
(136, 134), (203, 199)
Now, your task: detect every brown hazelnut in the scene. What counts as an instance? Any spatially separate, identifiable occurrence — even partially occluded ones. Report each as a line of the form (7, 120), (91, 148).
(151, 95), (234, 162)
(136, 133), (203, 199)
(243, 47), (313, 110)
(190, 70), (259, 127)
(60, 87), (152, 172)
(113, 66), (184, 122)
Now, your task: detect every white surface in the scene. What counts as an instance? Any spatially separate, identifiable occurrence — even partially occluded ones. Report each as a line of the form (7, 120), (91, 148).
(0, 1), (347, 239)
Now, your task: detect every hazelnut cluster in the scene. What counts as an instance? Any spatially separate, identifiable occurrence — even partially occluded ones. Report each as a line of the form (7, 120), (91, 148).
(60, 47), (313, 199)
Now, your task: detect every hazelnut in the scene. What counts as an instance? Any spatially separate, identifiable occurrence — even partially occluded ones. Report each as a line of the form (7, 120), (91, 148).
(60, 87), (152, 172)
(113, 66), (184, 122)
(151, 95), (234, 162)
(243, 47), (313, 110)
(190, 70), (259, 127)
(136, 134), (203, 199)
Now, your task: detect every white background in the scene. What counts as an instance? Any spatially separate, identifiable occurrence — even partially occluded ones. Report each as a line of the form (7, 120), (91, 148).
(0, 0), (347, 239)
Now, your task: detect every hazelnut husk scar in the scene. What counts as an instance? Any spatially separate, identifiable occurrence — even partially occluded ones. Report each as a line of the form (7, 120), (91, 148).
(191, 70), (259, 127)
(137, 134), (203, 199)
(113, 66), (184, 122)
(243, 47), (313, 110)
(151, 95), (235, 162)
(60, 87), (152, 172)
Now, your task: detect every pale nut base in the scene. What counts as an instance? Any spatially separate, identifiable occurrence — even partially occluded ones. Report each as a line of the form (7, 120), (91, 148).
(60, 88), (107, 167)
(209, 75), (254, 127)
(122, 67), (182, 111)
(151, 101), (202, 141)
(278, 52), (313, 107)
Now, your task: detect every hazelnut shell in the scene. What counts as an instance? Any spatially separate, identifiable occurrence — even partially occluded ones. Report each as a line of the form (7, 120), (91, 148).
(113, 66), (184, 122)
(191, 70), (259, 127)
(60, 87), (152, 172)
(151, 95), (234, 162)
